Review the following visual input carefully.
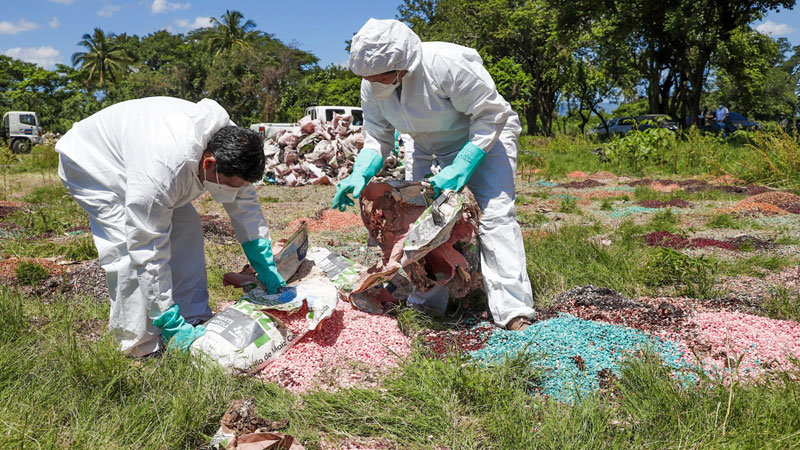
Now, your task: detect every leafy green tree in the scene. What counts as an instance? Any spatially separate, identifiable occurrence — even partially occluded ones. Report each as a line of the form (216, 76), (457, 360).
(205, 10), (256, 56)
(0, 55), (102, 133)
(205, 40), (317, 125)
(278, 65), (362, 121)
(109, 30), (211, 102)
(713, 33), (799, 119)
(71, 28), (133, 89)
(555, 0), (794, 124)
(398, 0), (571, 136)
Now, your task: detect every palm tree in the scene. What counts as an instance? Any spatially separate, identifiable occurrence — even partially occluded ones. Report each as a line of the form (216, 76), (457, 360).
(205, 10), (256, 55)
(71, 28), (133, 89)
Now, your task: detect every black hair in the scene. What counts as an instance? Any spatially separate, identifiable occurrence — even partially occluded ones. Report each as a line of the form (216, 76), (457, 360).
(207, 126), (265, 183)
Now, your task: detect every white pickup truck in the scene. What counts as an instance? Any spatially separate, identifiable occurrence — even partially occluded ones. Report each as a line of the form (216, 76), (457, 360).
(2, 111), (43, 154)
(250, 106), (363, 139)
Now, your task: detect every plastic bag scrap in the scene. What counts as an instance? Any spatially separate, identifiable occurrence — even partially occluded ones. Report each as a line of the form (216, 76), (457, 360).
(263, 114), (406, 186)
(191, 225), (337, 373)
(210, 398), (304, 450)
(348, 179), (482, 314)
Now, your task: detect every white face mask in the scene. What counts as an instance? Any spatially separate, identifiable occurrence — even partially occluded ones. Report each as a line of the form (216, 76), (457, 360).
(370, 72), (401, 99)
(203, 162), (239, 204)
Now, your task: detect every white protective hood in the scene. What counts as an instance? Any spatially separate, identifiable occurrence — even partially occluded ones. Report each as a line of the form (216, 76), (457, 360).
(349, 18), (422, 77)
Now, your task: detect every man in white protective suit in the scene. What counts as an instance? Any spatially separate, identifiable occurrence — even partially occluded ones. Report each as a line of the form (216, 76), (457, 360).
(332, 19), (536, 331)
(57, 97), (286, 356)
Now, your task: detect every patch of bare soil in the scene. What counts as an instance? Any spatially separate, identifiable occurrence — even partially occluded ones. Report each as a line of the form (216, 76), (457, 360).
(200, 214), (237, 242)
(60, 260), (108, 300)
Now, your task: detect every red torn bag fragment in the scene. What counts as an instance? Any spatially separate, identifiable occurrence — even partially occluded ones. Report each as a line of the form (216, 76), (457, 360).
(349, 179), (482, 312)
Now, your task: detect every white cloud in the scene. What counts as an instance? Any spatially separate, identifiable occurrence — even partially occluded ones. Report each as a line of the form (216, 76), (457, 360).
(2, 46), (63, 69)
(171, 16), (212, 32)
(0, 19), (38, 35)
(756, 20), (796, 36)
(152, 0), (191, 14)
(48, 0), (74, 4)
(48, 17), (60, 29)
(98, 4), (122, 17)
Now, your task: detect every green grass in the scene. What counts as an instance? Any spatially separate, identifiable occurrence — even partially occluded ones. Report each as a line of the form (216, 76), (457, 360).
(706, 213), (743, 229)
(0, 235), (97, 261)
(644, 248), (717, 299)
(517, 209), (548, 227)
(558, 197), (580, 214)
(8, 184), (90, 236)
(524, 224), (653, 301)
(6, 144), (60, 174)
(763, 287), (800, 321)
(3, 286), (800, 449)
(3, 137), (800, 448)
(720, 255), (799, 278)
(648, 208), (680, 232)
(15, 261), (49, 285)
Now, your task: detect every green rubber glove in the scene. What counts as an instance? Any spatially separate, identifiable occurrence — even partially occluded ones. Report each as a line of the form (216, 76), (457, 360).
(152, 305), (206, 351)
(332, 149), (383, 211)
(242, 238), (286, 294)
(393, 130), (400, 155)
(429, 141), (487, 197)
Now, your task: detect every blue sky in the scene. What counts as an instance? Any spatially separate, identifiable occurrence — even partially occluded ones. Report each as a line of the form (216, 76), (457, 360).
(1, 1), (798, 71)
(0, 0), (401, 69)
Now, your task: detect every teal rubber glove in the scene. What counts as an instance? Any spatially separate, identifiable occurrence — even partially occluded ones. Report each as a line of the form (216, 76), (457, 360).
(393, 130), (400, 155)
(152, 305), (206, 351)
(429, 141), (487, 197)
(242, 238), (286, 294)
(332, 149), (383, 211)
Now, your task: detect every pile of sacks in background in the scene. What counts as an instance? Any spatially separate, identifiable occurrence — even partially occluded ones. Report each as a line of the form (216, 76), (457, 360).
(263, 114), (405, 186)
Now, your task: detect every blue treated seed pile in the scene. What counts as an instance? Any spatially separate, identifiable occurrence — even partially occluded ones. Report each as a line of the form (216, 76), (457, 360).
(600, 186), (636, 192)
(553, 193), (578, 201)
(470, 314), (692, 403)
(608, 205), (660, 218)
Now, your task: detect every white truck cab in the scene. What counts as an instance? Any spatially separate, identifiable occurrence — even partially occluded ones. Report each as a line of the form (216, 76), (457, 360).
(304, 106), (363, 126)
(251, 106), (364, 139)
(2, 111), (43, 154)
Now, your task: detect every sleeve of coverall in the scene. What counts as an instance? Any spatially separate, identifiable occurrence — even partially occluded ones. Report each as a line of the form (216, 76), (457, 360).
(124, 170), (177, 318)
(439, 54), (509, 152)
(361, 80), (396, 161)
(223, 184), (271, 244)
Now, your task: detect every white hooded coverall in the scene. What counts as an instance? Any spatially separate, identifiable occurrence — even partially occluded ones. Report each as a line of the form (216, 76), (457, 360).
(350, 19), (536, 327)
(56, 97), (272, 356)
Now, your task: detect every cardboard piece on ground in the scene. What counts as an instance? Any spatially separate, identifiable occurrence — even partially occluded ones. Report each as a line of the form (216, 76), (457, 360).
(210, 398), (303, 450)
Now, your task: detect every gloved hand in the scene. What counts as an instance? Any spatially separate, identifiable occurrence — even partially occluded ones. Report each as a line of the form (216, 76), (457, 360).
(152, 305), (206, 350)
(429, 141), (487, 197)
(242, 238), (286, 294)
(332, 149), (384, 211)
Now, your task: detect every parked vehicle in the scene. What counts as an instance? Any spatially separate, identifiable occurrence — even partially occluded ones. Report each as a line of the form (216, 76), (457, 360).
(588, 114), (679, 139)
(723, 112), (760, 133)
(251, 106), (364, 139)
(1, 111), (43, 154)
(586, 116), (637, 138)
(635, 114), (679, 132)
(249, 122), (295, 139)
(304, 106), (363, 126)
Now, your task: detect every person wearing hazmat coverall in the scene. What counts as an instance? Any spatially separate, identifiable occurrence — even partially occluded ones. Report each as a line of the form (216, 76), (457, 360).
(332, 19), (536, 331)
(56, 97), (286, 357)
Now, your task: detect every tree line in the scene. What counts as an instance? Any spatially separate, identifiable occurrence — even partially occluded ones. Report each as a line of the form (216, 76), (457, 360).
(0, 10), (361, 133)
(398, 0), (800, 135)
(2, 3), (800, 135)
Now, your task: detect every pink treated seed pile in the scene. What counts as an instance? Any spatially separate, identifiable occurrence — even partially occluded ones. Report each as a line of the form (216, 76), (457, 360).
(684, 311), (800, 379)
(258, 301), (411, 392)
